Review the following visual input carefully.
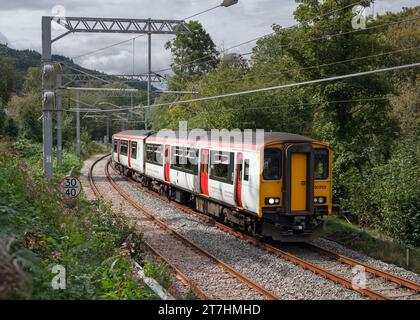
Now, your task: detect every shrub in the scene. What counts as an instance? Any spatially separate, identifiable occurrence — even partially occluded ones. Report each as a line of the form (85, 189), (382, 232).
(336, 136), (420, 246)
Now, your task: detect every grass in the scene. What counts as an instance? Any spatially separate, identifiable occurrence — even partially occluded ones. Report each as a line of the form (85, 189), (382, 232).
(0, 139), (164, 299)
(322, 216), (420, 274)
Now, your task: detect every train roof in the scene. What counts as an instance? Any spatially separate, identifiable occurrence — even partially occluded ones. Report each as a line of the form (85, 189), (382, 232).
(113, 130), (327, 149)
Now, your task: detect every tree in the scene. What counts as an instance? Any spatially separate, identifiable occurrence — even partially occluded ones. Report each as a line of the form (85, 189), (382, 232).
(0, 49), (15, 105)
(22, 67), (41, 93)
(165, 20), (219, 90)
(4, 117), (18, 138)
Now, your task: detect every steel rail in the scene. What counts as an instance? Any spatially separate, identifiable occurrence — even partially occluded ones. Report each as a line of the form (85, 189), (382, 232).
(88, 154), (209, 300)
(99, 157), (279, 300)
(301, 242), (420, 294)
(110, 164), (419, 300)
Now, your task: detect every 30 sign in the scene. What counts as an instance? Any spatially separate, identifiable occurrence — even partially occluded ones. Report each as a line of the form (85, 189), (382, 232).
(60, 176), (82, 199)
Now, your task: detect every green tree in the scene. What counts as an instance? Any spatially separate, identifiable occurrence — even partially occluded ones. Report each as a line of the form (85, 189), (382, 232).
(0, 49), (15, 105)
(165, 20), (219, 90)
(4, 117), (19, 137)
(22, 67), (42, 93)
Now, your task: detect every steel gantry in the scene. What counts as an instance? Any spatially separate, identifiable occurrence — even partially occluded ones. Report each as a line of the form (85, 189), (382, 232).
(61, 73), (162, 87)
(42, 15), (190, 179)
(64, 87), (144, 157)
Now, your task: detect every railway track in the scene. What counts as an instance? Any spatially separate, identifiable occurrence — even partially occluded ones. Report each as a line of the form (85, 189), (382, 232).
(110, 160), (420, 300)
(281, 242), (420, 300)
(88, 154), (279, 300)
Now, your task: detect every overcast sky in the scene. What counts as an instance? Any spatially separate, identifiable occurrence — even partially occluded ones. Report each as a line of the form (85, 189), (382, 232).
(0, 0), (418, 76)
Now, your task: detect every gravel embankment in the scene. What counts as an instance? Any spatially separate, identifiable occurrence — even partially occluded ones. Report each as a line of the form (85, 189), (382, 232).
(81, 156), (269, 300)
(313, 238), (420, 284)
(109, 166), (365, 300)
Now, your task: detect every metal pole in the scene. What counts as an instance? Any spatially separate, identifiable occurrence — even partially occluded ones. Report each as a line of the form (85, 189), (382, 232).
(41, 16), (53, 180)
(56, 74), (63, 169)
(146, 18), (152, 130)
(76, 91), (81, 157)
(106, 115), (110, 144)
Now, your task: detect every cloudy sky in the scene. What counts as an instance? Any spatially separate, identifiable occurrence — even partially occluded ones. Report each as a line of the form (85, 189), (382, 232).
(0, 0), (418, 76)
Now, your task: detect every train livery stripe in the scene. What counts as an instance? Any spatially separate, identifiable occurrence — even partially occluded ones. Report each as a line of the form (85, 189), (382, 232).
(144, 136), (259, 151)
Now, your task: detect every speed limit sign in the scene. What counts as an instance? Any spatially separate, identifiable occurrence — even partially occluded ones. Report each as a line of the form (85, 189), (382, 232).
(60, 176), (82, 199)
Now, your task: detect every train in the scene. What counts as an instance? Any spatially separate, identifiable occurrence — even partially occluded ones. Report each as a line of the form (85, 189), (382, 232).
(112, 130), (332, 242)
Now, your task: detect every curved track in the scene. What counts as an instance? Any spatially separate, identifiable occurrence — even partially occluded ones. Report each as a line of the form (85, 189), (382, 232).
(110, 161), (420, 300)
(88, 155), (279, 300)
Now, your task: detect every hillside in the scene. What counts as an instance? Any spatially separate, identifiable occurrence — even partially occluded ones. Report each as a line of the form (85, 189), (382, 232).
(0, 44), (150, 93)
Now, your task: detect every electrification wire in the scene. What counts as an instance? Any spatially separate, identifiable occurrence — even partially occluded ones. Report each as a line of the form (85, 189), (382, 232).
(224, 96), (394, 113)
(71, 3), (223, 61)
(74, 62), (420, 113)
(189, 46), (420, 87)
(151, 0), (369, 73)
(154, 15), (420, 75)
(184, 4), (222, 20)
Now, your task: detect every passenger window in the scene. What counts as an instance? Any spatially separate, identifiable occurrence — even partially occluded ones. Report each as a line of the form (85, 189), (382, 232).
(263, 148), (282, 180)
(146, 143), (163, 165)
(210, 151), (234, 184)
(314, 149), (329, 179)
(120, 140), (128, 156)
(171, 146), (198, 174)
(113, 140), (118, 153)
(244, 159), (250, 181)
(131, 141), (137, 159)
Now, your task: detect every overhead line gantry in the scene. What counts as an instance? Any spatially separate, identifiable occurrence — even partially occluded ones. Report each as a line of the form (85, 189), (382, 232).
(42, 15), (191, 179)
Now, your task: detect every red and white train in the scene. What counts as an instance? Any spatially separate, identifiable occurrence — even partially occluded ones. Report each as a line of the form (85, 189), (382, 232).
(112, 130), (332, 242)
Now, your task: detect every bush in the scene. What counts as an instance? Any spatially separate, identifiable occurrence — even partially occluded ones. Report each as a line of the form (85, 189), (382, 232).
(336, 136), (420, 246)
(0, 153), (151, 299)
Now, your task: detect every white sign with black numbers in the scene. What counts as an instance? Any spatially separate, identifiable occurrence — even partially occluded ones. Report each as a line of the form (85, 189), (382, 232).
(60, 176), (82, 199)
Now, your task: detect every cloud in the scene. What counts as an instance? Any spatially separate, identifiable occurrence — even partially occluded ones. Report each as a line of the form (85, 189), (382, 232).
(0, 32), (10, 45)
(0, 0), (416, 76)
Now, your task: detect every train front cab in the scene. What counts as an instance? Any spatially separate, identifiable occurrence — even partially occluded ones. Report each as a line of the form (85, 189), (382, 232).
(259, 142), (332, 241)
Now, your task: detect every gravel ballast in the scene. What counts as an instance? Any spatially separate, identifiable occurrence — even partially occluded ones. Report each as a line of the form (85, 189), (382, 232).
(110, 166), (366, 300)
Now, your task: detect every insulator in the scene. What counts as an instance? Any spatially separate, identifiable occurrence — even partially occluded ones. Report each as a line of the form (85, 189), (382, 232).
(43, 91), (55, 104)
(43, 64), (55, 78)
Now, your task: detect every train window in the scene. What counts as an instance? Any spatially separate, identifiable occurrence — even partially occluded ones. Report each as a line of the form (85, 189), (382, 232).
(263, 148), (282, 180)
(171, 146), (198, 174)
(244, 159), (250, 181)
(120, 140), (128, 156)
(131, 141), (137, 159)
(184, 148), (198, 174)
(210, 151), (234, 184)
(314, 149), (329, 179)
(146, 143), (163, 166)
(113, 140), (118, 153)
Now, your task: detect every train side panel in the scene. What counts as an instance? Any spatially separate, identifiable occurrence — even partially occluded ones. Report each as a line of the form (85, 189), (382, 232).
(144, 142), (165, 181)
(240, 150), (260, 215)
(208, 150), (236, 207)
(129, 139), (145, 174)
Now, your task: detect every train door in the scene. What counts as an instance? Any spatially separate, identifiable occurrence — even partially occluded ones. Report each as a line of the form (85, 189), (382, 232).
(128, 140), (132, 168)
(164, 144), (170, 182)
(117, 140), (121, 163)
(200, 149), (209, 195)
(235, 152), (243, 207)
(284, 143), (314, 215)
(290, 153), (307, 211)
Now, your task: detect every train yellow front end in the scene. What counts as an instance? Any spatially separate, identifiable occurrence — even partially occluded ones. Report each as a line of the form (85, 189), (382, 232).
(258, 136), (332, 241)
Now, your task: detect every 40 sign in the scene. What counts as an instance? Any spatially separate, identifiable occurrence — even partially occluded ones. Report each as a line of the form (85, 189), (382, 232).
(60, 176), (82, 199)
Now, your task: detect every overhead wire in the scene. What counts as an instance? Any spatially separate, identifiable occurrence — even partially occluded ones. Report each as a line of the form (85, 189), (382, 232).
(67, 62), (420, 113)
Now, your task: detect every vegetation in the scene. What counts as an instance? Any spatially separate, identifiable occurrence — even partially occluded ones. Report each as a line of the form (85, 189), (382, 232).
(0, 1), (418, 299)
(0, 149), (155, 299)
(153, 1), (420, 247)
(322, 216), (420, 273)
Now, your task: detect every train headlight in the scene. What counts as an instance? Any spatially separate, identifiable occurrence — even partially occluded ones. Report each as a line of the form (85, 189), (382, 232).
(265, 197), (281, 205)
(314, 197), (326, 204)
